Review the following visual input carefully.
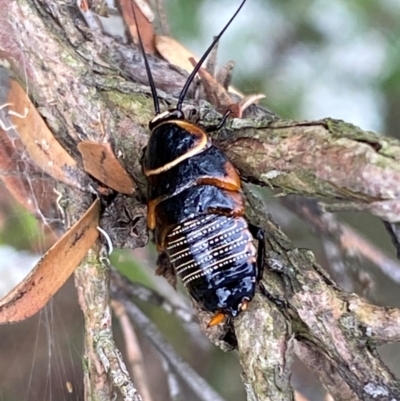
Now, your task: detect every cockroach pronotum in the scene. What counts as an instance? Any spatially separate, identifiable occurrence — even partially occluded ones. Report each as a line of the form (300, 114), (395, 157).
(135, 0), (265, 326)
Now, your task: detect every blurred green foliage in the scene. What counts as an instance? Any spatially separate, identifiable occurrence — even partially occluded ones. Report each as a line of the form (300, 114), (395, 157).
(168, 0), (400, 135)
(0, 203), (39, 249)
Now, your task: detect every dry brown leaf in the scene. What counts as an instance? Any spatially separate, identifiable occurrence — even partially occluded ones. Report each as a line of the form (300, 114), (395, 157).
(155, 35), (243, 97)
(156, 35), (199, 76)
(0, 132), (40, 214)
(189, 57), (233, 114)
(118, 0), (155, 54)
(0, 70), (59, 226)
(78, 141), (135, 194)
(0, 121), (58, 219)
(6, 79), (86, 190)
(189, 58), (265, 118)
(133, 0), (154, 22)
(237, 94), (266, 115)
(0, 199), (100, 324)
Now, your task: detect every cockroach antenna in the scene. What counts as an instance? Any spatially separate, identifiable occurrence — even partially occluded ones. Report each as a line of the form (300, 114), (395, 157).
(133, 0), (247, 115)
(176, 0), (247, 111)
(132, 5), (160, 115)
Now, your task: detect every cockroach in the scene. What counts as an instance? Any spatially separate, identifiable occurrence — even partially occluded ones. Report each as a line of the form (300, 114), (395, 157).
(136, 0), (264, 326)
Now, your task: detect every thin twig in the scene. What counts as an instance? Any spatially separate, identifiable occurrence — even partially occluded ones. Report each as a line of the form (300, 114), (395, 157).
(281, 197), (400, 285)
(161, 357), (183, 401)
(294, 341), (358, 401)
(74, 248), (113, 401)
(205, 39), (218, 77)
(321, 236), (354, 291)
(382, 221), (400, 259)
(234, 293), (295, 401)
(110, 268), (195, 322)
(346, 295), (400, 343)
(111, 265), (212, 351)
(110, 283), (228, 401)
(155, 0), (170, 35)
(112, 300), (154, 401)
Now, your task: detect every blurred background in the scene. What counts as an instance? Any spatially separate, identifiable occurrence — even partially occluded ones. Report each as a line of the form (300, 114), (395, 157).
(1, 0), (400, 400)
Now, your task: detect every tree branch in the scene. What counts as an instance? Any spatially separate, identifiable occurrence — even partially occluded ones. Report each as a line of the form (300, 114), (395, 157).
(244, 190), (400, 400)
(110, 281), (228, 401)
(5, 0), (400, 222)
(217, 118), (400, 222)
(75, 246), (142, 401)
(280, 196), (400, 286)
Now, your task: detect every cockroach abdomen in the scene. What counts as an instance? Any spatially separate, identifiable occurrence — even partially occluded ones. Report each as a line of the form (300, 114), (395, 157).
(165, 214), (257, 315)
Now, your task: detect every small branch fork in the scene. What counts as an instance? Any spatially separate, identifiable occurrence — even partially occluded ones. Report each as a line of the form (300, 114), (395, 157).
(112, 300), (154, 401)
(109, 279), (228, 401)
(280, 196), (400, 287)
(241, 188), (400, 401)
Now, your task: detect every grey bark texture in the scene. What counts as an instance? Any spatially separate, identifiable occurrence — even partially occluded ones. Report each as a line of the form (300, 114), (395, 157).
(1, 1), (400, 400)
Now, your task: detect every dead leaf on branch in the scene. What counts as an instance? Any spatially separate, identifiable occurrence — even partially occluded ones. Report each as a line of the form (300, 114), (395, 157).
(0, 129), (58, 218)
(5, 79), (86, 190)
(155, 34), (245, 98)
(78, 141), (135, 194)
(154, 35), (264, 116)
(188, 57), (265, 118)
(0, 70), (59, 220)
(118, 0), (156, 54)
(0, 199), (100, 324)
(155, 35), (200, 77)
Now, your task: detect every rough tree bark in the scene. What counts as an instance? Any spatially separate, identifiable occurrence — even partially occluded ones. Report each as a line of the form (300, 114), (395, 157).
(1, 1), (400, 401)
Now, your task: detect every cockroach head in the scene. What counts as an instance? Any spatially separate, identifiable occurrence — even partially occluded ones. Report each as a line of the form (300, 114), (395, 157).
(149, 109), (184, 130)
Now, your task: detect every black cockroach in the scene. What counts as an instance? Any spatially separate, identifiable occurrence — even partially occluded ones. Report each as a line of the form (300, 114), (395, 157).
(136, 0), (264, 326)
